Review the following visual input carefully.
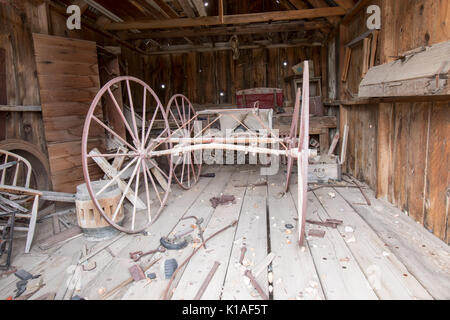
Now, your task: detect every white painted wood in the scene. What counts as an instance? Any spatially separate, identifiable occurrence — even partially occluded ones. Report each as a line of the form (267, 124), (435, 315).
(314, 187), (433, 300)
(267, 172), (325, 300)
(25, 195), (40, 253)
(172, 167), (250, 300)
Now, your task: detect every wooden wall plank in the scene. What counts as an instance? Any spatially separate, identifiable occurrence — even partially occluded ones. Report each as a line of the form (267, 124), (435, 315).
(33, 33), (104, 192)
(424, 101), (449, 241)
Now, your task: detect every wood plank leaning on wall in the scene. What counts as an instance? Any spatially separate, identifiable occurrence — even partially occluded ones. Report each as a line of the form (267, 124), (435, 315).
(33, 33), (105, 193)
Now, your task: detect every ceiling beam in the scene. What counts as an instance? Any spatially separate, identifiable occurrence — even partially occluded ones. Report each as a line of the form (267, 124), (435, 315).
(287, 0), (309, 9)
(145, 40), (323, 55)
(333, 0), (355, 10)
(103, 7), (346, 30)
(124, 20), (329, 40)
(303, 0), (341, 24)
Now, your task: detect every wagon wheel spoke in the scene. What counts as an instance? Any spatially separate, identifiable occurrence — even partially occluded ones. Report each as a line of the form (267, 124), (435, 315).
(131, 160), (142, 231)
(125, 80), (141, 147)
(107, 88), (140, 147)
(143, 160), (163, 206)
(91, 115), (137, 152)
(144, 106), (167, 151)
(141, 88), (147, 144)
(95, 157), (139, 197)
(147, 158), (169, 180)
(112, 157), (141, 222)
(141, 160), (152, 222)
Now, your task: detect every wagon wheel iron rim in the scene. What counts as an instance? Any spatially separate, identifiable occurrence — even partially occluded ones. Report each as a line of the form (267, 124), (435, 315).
(166, 94), (202, 190)
(82, 76), (173, 234)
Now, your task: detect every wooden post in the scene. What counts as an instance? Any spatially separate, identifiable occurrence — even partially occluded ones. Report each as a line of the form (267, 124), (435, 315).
(376, 103), (393, 199)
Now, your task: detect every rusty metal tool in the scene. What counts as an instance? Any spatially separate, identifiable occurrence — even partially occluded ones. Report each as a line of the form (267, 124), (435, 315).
(162, 220), (238, 300)
(129, 247), (166, 262)
(239, 247), (247, 265)
(181, 216), (206, 249)
(102, 256), (161, 300)
(194, 261), (220, 300)
(244, 269), (269, 300)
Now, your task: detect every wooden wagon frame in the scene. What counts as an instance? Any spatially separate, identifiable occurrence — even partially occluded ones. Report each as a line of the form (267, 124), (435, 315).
(82, 63), (313, 246)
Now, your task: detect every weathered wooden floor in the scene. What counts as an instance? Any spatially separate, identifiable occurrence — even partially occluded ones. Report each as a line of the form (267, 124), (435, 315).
(1, 165), (449, 300)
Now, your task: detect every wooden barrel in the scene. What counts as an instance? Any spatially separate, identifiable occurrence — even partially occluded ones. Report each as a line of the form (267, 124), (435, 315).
(75, 180), (123, 241)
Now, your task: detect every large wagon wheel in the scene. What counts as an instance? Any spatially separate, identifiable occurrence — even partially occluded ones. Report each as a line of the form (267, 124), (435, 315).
(166, 94), (202, 190)
(284, 87), (302, 193)
(296, 62), (310, 246)
(82, 76), (173, 233)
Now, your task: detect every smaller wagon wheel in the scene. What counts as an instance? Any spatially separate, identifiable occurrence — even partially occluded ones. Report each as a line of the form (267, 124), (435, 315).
(166, 94), (202, 190)
(82, 76), (173, 233)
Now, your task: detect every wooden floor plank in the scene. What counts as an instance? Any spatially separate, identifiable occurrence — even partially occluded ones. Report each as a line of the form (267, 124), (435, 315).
(305, 193), (378, 299)
(221, 170), (269, 300)
(75, 166), (222, 299)
(121, 166), (236, 300)
(336, 186), (450, 300)
(171, 166), (251, 300)
(267, 171), (325, 300)
(314, 187), (433, 300)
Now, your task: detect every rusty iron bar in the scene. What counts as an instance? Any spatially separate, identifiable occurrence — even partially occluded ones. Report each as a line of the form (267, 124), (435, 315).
(129, 247), (166, 262)
(244, 269), (269, 300)
(193, 261), (221, 300)
(162, 220), (238, 300)
(344, 174), (371, 206)
(239, 247), (247, 265)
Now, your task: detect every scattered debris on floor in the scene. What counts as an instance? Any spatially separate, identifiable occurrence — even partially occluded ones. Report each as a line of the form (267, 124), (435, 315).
(210, 195), (236, 208)
(164, 259), (179, 279)
(160, 236), (188, 250)
(306, 219), (343, 229)
(200, 173), (216, 178)
(308, 229), (326, 238)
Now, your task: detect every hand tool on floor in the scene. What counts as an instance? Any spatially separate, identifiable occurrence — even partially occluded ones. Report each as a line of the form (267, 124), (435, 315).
(244, 269), (269, 300)
(129, 247), (166, 262)
(181, 216), (206, 249)
(102, 256), (161, 300)
(162, 220), (238, 300)
(239, 247), (247, 265)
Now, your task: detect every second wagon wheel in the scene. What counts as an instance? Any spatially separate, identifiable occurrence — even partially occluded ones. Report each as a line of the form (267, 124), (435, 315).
(166, 94), (202, 190)
(82, 76), (173, 233)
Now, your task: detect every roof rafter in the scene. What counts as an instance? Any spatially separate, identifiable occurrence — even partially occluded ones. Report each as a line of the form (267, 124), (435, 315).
(103, 7), (346, 31)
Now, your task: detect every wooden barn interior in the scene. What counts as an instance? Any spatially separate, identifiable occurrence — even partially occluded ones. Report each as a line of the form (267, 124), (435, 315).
(0, 0), (448, 301)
